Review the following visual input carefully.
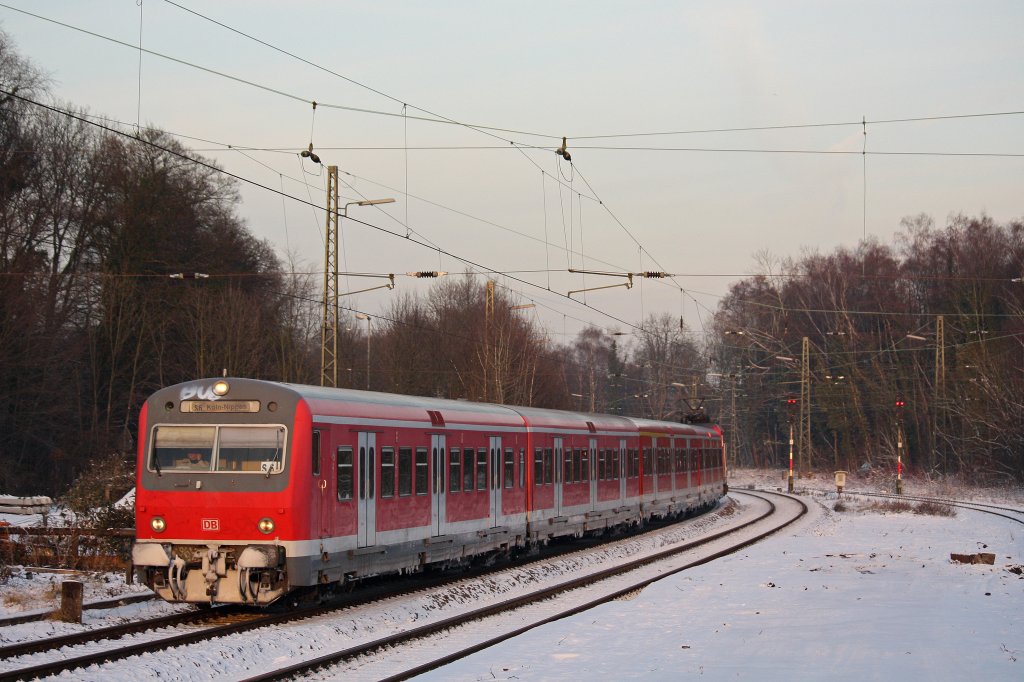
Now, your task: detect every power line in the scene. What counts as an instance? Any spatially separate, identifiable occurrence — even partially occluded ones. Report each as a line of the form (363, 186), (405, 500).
(3, 89), (650, 337)
(160, 0), (564, 142)
(570, 110), (1024, 140)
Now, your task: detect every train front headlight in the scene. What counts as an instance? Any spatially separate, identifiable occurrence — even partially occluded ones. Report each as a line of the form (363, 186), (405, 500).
(151, 516), (167, 533)
(257, 517), (275, 534)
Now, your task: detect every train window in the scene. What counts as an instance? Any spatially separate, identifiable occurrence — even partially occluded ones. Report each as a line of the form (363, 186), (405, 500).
(380, 448), (395, 498)
(491, 448), (500, 490)
(219, 426), (285, 473)
(519, 449), (526, 488)
(476, 448), (488, 491)
(312, 430), (321, 477)
(463, 449), (474, 491)
(563, 449), (573, 484)
(152, 425), (215, 472)
(449, 448), (461, 492)
(504, 449), (514, 489)
(415, 448), (428, 495)
(613, 449), (620, 479)
(336, 447), (353, 501)
(436, 448), (445, 494)
(398, 447), (413, 496)
(543, 448), (553, 484)
(581, 449), (590, 482)
(533, 448), (543, 486)
(642, 447), (652, 476)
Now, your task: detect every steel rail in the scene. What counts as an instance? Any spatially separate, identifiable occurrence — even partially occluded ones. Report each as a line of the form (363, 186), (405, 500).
(241, 491), (805, 682)
(843, 489), (1024, 525)
(0, 592), (155, 628)
(0, 605), (243, 659)
(0, 607), (312, 682)
(0, 505), (727, 680)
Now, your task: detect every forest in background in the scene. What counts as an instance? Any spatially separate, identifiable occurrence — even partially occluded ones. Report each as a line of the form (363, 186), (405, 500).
(2, 33), (1022, 496)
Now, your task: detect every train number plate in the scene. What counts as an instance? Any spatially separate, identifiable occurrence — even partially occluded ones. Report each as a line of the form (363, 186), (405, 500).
(201, 518), (220, 531)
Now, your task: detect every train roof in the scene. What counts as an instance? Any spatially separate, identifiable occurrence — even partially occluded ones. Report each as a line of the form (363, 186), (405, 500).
(150, 378), (720, 435)
(628, 416), (722, 438)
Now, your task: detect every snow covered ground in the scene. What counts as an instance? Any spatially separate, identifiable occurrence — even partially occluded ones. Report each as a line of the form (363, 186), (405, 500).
(1, 469), (1021, 680)
(424, 470), (1024, 681)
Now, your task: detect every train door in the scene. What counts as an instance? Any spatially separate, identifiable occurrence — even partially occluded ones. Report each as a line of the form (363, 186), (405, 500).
(357, 432), (376, 548)
(432, 434), (446, 536)
(588, 438), (598, 510)
(670, 437), (678, 494)
(685, 439), (692, 490)
(311, 429), (325, 538)
(553, 437), (564, 515)
(619, 438), (627, 500)
(650, 436), (659, 496)
(489, 436), (502, 527)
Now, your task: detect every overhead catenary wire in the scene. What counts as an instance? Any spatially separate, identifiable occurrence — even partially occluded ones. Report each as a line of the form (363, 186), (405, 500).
(7, 2), (1021, 162)
(9, 2), (1019, 345)
(3, 89), (648, 336)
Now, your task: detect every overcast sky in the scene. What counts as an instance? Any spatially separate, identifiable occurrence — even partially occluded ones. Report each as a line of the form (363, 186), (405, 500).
(3, 1), (1022, 343)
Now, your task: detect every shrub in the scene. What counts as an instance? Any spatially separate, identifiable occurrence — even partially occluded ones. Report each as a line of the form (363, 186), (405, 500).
(913, 501), (956, 517)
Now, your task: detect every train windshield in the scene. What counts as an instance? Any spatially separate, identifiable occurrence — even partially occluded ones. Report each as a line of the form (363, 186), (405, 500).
(150, 424), (287, 474)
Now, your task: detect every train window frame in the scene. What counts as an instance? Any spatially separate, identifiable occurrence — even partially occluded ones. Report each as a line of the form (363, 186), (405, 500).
(563, 448), (573, 484)
(503, 448), (514, 489)
(148, 424), (288, 474)
(519, 449), (526, 488)
(544, 448), (553, 485)
(398, 447), (413, 497)
(415, 447), (428, 496)
(312, 430), (321, 477)
(463, 448), (475, 491)
(449, 447), (461, 492)
(533, 448), (543, 487)
(476, 448), (488, 491)
(380, 447), (395, 498)
(337, 447), (353, 501)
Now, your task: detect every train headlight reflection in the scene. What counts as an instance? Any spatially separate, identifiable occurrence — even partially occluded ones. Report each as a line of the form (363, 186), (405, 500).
(151, 517), (166, 533)
(257, 517), (275, 534)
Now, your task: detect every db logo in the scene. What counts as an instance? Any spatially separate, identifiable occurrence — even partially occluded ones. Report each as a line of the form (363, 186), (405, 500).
(201, 518), (220, 531)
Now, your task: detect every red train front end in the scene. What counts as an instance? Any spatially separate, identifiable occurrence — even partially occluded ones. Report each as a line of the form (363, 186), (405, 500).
(132, 378), (312, 605)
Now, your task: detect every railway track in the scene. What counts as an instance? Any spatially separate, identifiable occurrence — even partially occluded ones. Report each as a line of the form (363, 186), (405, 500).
(842, 489), (1024, 525)
(0, 504), (717, 680)
(241, 490), (805, 681)
(0, 494), (798, 681)
(0, 591), (155, 628)
(0, 506), (706, 677)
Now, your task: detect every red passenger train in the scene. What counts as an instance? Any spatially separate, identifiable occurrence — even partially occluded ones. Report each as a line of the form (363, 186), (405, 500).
(132, 377), (726, 605)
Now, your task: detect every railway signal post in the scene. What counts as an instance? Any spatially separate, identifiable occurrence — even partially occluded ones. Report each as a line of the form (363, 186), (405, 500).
(895, 398), (905, 495)
(787, 397), (797, 493)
